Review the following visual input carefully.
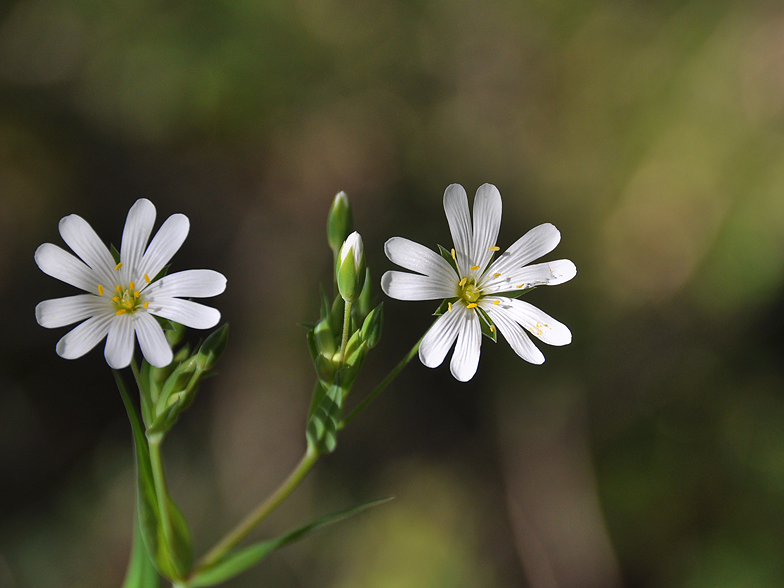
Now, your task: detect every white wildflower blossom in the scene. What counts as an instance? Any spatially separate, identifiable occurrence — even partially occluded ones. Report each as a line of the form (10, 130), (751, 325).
(35, 199), (227, 369)
(381, 184), (575, 382)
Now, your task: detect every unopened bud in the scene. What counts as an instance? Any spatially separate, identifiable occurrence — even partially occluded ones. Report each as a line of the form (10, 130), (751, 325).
(336, 232), (366, 303)
(360, 302), (383, 349)
(327, 191), (353, 255)
(196, 324), (229, 370)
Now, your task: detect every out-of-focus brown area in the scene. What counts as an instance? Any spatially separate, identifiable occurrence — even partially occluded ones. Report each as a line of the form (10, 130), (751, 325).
(2, 0), (784, 586)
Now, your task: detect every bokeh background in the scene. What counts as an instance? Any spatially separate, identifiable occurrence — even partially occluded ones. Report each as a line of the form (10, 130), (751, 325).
(2, 0), (784, 586)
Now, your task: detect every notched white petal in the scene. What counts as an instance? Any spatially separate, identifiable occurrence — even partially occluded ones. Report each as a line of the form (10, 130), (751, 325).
(34, 243), (99, 292)
(449, 309), (481, 382)
(482, 259), (577, 292)
(381, 271), (455, 301)
(486, 223), (561, 276)
(139, 213), (190, 281)
(504, 298), (572, 346)
(443, 184), (472, 275)
(36, 295), (108, 328)
(56, 313), (114, 360)
(419, 307), (463, 369)
(58, 214), (116, 282)
(135, 312), (173, 368)
(145, 269), (227, 298)
(121, 199), (156, 282)
(483, 302), (545, 364)
(150, 298), (221, 329)
(384, 237), (456, 281)
(470, 184), (502, 272)
(105, 314), (135, 369)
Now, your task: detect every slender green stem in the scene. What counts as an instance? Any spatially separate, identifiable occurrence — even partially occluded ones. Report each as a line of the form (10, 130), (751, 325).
(338, 300), (353, 363)
(191, 445), (320, 576)
(339, 335), (423, 429)
(148, 437), (176, 554)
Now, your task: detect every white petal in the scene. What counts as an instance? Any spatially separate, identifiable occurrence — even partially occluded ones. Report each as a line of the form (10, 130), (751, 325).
(485, 223), (561, 278)
(55, 312), (114, 360)
(58, 214), (116, 285)
(120, 199), (156, 284)
(138, 213), (190, 283)
(418, 304), (464, 368)
(482, 259), (577, 293)
(450, 308), (482, 381)
(495, 298), (571, 346)
(470, 184), (502, 273)
(144, 269), (227, 298)
(36, 295), (107, 328)
(443, 184), (472, 276)
(150, 298), (220, 329)
(134, 312), (173, 368)
(35, 243), (99, 292)
(482, 300), (545, 364)
(384, 237), (457, 283)
(105, 313), (135, 369)
(381, 271), (455, 301)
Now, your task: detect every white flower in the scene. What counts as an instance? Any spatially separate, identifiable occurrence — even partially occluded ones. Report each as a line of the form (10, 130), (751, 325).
(381, 184), (576, 382)
(35, 199), (227, 369)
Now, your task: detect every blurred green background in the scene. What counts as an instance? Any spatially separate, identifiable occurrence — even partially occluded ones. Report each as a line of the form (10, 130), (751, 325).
(2, 0), (784, 586)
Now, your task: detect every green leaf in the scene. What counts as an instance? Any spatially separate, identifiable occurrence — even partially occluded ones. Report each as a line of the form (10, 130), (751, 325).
(433, 298), (458, 316)
(116, 370), (192, 582)
(186, 498), (393, 587)
(110, 243), (121, 264)
(122, 512), (161, 588)
(306, 378), (343, 454)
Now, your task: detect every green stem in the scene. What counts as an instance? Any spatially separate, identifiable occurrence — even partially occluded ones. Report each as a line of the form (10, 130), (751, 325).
(338, 300), (353, 364)
(339, 335), (423, 429)
(148, 437), (176, 556)
(191, 445), (320, 576)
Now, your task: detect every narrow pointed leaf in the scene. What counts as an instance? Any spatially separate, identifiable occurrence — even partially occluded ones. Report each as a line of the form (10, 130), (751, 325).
(121, 513), (161, 588)
(186, 498), (393, 587)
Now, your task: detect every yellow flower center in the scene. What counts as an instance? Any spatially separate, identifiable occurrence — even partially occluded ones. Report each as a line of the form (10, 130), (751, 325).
(457, 278), (482, 304)
(101, 281), (148, 315)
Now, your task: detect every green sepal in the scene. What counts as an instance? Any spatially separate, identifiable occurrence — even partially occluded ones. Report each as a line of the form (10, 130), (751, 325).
(494, 286), (536, 299)
(319, 285), (331, 322)
(476, 306), (497, 343)
(185, 498), (392, 588)
(313, 319), (336, 359)
(437, 244), (458, 273)
(115, 371), (193, 582)
(111, 243), (122, 265)
(121, 504), (161, 588)
(195, 324), (229, 371)
(152, 264), (171, 283)
(355, 268), (374, 320)
(359, 302), (383, 349)
(326, 191), (353, 255)
(433, 298), (458, 316)
(329, 295), (345, 336)
(154, 316), (178, 333)
(166, 321), (187, 348)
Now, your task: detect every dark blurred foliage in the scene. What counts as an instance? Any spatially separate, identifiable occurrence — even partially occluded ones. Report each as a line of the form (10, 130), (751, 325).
(2, 0), (784, 586)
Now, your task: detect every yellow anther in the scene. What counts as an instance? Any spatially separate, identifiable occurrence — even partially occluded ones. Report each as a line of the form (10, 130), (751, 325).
(448, 302), (453, 312)
(125, 300), (133, 309)
(490, 325), (495, 333)
(493, 300), (500, 305)
(113, 296), (120, 303)
(134, 291), (140, 298)
(98, 285), (104, 296)
(116, 284), (122, 292)
(459, 278), (467, 287)
(114, 262), (122, 270)
(143, 301), (149, 309)
(493, 273), (501, 277)
(470, 265), (480, 271)
(129, 281), (135, 289)
(144, 274), (151, 283)
(450, 248), (456, 260)
(466, 303), (478, 309)
(489, 246), (500, 251)
(116, 309), (126, 316)
(516, 283), (525, 289)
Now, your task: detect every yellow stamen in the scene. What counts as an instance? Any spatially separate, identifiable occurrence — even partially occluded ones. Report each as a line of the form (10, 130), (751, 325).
(125, 300), (133, 309)
(459, 278), (467, 287)
(144, 274), (151, 283)
(98, 285), (104, 296)
(466, 303), (478, 309)
(134, 291), (140, 298)
(448, 302), (453, 312)
(143, 301), (149, 309)
(129, 281), (135, 289)
(114, 262), (122, 270)
(490, 325), (495, 332)
(493, 300), (500, 305)
(116, 309), (126, 315)
(516, 283), (525, 289)
(493, 273), (501, 277)
(489, 246), (500, 251)
(470, 265), (480, 271)
(450, 248), (456, 260)
(113, 296), (120, 303)
(116, 285), (122, 292)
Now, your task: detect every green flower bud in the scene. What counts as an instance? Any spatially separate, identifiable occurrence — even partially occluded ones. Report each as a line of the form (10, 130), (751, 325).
(336, 232), (366, 303)
(327, 191), (353, 255)
(195, 323), (229, 371)
(356, 268), (373, 319)
(313, 319), (337, 359)
(360, 302), (383, 349)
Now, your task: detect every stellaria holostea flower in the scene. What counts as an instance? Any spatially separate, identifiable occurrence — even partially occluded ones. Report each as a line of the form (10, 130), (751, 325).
(381, 184), (575, 382)
(35, 199), (227, 369)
